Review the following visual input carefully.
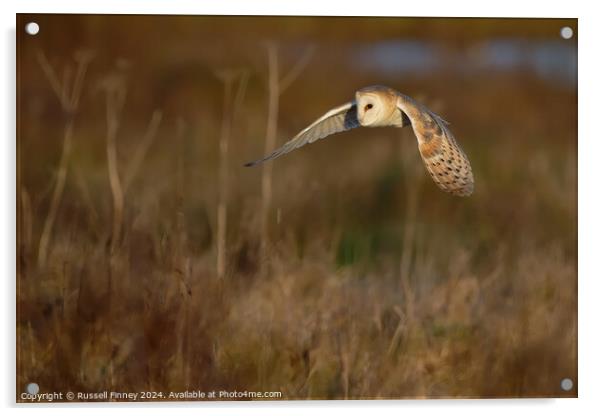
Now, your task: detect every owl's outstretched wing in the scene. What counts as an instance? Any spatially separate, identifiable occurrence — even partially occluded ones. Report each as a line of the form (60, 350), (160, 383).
(397, 95), (474, 196)
(244, 102), (359, 167)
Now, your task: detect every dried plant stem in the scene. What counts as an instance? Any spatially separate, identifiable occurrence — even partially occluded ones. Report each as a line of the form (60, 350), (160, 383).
(28, 321), (36, 371)
(399, 133), (422, 326)
(183, 275), (191, 390)
(105, 95), (162, 255)
(105, 88), (126, 255)
(216, 179), (228, 279)
(279, 46), (315, 94)
(19, 187), (33, 255)
(36, 51), (92, 267)
(215, 70), (249, 279)
(102, 83), (128, 396)
(232, 71), (250, 120)
(123, 110), (163, 193)
(400, 188), (418, 325)
(37, 122), (73, 266)
(260, 44), (314, 274)
(180, 257), (192, 390)
(103, 88), (125, 387)
(337, 338), (350, 399)
(260, 45), (280, 271)
(73, 165), (100, 234)
(216, 75), (234, 279)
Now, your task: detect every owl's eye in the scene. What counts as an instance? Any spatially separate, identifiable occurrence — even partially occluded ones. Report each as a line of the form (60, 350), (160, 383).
(364, 103), (373, 111)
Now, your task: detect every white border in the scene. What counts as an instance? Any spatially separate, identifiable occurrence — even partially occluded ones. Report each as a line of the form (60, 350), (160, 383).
(3, 1), (601, 415)
(4, 0), (585, 17)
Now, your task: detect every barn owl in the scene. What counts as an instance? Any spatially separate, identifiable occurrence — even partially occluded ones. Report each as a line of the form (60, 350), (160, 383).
(245, 85), (474, 196)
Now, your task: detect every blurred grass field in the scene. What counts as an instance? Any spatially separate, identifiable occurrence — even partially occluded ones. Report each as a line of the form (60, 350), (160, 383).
(17, 15), (577, 399)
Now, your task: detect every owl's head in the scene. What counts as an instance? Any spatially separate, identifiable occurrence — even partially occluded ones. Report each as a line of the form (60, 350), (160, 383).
(355, 88), (394, 127)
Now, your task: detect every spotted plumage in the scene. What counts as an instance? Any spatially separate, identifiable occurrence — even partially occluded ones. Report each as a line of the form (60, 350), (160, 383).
(245, 85), (474, 196)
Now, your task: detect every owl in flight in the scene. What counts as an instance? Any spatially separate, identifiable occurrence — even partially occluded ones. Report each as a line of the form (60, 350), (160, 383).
(245, 85), (474, 196)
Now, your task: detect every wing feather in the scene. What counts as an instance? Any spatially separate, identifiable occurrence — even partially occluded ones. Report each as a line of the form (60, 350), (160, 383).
(244, 102), (359, 166)
(397, 95), (474, 196)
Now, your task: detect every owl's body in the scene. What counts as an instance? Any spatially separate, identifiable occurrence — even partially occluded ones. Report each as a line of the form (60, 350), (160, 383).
(246, 85), (474, 197)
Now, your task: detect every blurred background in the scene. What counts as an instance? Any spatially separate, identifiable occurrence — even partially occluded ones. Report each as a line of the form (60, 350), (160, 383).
(17, 15), (577, 400)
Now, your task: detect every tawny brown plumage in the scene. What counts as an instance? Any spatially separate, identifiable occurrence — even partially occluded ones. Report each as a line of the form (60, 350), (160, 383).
(245, 85), (474, 196)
